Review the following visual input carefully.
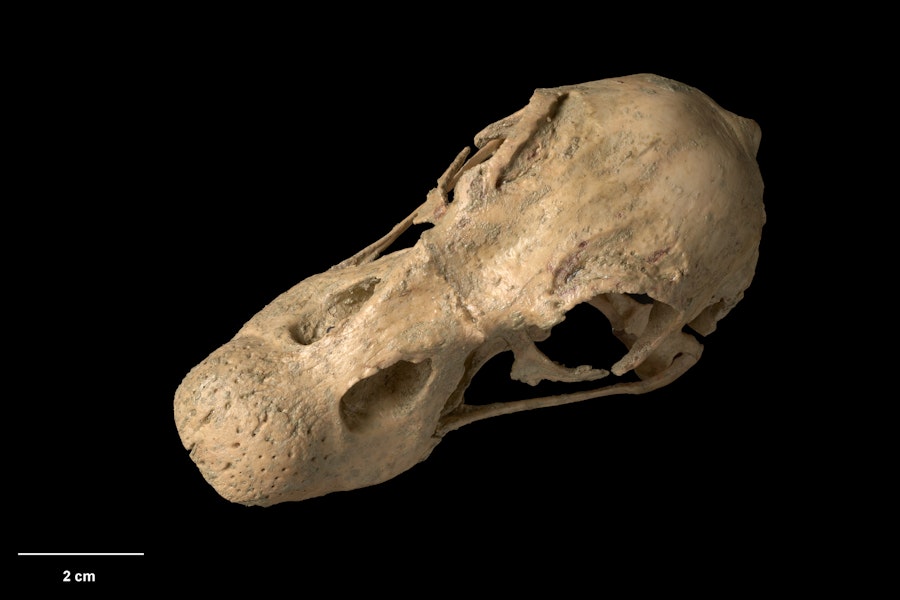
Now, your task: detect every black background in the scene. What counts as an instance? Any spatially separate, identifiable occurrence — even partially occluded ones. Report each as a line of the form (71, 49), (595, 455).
(12, 12), (843, 593)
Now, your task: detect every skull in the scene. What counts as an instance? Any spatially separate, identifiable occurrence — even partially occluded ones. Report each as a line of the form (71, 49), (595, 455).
(174, 74), (765, 506)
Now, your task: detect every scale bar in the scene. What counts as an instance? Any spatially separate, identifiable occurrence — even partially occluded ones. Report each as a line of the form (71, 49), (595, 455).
(18, 553), (144, 556)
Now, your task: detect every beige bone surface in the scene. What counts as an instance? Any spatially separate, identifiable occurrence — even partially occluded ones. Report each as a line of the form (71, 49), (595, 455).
(174, 74), (765, 506)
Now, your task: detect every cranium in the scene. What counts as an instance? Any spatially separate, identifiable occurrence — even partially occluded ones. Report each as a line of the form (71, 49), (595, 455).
(174, 73), (765, 506)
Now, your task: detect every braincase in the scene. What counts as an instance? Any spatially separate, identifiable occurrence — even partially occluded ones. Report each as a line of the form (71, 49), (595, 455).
(467, 74), (765, 323)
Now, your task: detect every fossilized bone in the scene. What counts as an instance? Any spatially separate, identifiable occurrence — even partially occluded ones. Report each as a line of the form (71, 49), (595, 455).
(174, 74), (765, 506)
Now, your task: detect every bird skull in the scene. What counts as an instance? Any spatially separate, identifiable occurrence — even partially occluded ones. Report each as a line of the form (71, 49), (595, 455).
(174, 74), (765, 506)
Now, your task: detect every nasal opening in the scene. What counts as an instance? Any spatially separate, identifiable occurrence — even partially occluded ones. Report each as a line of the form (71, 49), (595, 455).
(339, 359), (433, 432)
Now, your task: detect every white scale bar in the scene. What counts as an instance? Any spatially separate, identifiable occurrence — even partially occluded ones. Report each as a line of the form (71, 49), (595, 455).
(18, 553), (144, 556)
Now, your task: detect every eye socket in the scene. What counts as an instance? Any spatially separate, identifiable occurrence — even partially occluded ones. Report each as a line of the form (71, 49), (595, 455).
(534, 301), (630, 375)
(464, 301), (642, 407)
(627, 293), (654, 305)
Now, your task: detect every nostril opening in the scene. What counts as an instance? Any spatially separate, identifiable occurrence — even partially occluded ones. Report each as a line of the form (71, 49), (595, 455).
(339, 359), (433, 432)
